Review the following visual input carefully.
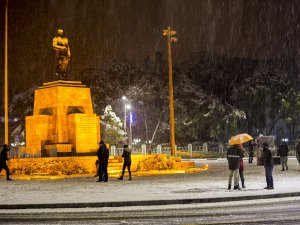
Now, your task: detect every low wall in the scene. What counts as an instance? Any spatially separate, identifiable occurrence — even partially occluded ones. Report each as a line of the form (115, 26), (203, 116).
(2, 154), (170, 176)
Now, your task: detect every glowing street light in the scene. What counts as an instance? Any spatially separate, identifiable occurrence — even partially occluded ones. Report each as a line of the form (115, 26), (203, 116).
(122, 96), (131, 144)
(129, 112), (133, 146)
(163, 26), (177, 156)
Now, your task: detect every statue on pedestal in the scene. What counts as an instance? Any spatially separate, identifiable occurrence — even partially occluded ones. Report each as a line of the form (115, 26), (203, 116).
(52, 29), (71, 79)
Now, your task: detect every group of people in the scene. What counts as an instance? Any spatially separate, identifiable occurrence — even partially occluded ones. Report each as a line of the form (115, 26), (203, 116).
(227, 142), (275, 190)
(227, 138), (300, 191)
(96, 140), (132, 182)
(226, 144), (245, 190)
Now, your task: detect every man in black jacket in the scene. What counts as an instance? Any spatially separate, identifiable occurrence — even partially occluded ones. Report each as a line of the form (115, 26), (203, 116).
(97, 141), (109, 182)
(227, 144), (242, 190)
(263, 142), (274, 189)
(278, 141), (289, 171)
(0, 144), (12, 181)
(118, 145), (132, 180)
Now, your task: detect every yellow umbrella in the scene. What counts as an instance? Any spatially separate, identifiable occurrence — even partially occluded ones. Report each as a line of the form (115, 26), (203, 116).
(229, 133), (253, 145)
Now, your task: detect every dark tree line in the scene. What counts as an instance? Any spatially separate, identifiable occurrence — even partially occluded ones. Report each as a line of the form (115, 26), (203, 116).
(5, 53), (300, 145)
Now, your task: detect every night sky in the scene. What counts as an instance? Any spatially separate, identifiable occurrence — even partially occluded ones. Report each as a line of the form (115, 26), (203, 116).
(1, 0), (300, 93)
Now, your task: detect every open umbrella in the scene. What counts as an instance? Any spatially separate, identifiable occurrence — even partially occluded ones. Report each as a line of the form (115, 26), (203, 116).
(229, 133), (253, 145)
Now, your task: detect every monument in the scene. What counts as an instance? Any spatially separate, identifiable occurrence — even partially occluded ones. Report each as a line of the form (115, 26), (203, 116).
(21, 29), (100, 157)
(52, 28), (71, 79)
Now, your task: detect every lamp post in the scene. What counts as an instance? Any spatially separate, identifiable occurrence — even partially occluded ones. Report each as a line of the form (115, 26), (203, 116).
(122, 96), (127, 133)
(163, 27), (177, 156)
(4, 0), (9, 145)
(122, 96), (131, 144)
(129, 112), (133, 146)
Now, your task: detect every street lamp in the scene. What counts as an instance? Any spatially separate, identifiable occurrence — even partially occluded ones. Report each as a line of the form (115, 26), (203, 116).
(122, 96), (131, 144)
(163, 26), (177, 156)
(4, 0), (9, 145)
(122, 96), (127, 132)
(129, 112), (133, 146)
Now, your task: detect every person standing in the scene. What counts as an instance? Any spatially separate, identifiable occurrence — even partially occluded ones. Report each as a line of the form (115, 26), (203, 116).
(239, 145), (246, 188)
(296, 138), (300, 169)
(278, 141), (289, 171)
(118, 145), (132, 180)
(263, 142), (274, 189)
(227, 144), (242, 190)
(97, 141), (109, 182)
(0, 144), (12, 181)
(248, 140), (256, 164)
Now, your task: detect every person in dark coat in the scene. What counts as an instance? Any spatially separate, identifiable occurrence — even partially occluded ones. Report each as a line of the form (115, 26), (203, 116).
(239, 145), (246, 188)
(278, 141), (289, 171)
(0, 144), (12, 181)
(263, 142), (274, 189)
(248, 140), (256, 164)
(296, 139), (300, 169)
(227, 144), (242, 190)
(97, 140), (109, 182)
(118, 145), (132, 180)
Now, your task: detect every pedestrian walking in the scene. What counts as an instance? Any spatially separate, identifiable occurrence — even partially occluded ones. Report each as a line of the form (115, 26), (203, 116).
(263, 142), (274, 189)
(0, 144), (12, 181)
(278, 141), (289, 171)
(118, 145), (132, 180)
(248, 140), (256, 164)
(296, 139), (300, 169)
(227, 144), (242, 190)
(97, 140), (109, 182)
(239, 145), (246, 188)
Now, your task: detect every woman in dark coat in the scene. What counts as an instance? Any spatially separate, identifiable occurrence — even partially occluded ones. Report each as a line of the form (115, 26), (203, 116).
(118, 145), (132, 180)
(0, 144), (12, 181)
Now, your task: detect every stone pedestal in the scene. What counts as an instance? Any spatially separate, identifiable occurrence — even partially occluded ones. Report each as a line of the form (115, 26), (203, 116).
(23, 80), (100, 157)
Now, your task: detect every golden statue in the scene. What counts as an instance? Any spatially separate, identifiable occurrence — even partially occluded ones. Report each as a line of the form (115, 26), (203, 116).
(52, 29), (71, 77)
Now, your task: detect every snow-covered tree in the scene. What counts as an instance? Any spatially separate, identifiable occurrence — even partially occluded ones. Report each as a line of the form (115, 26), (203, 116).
(100, 105), (125, 146)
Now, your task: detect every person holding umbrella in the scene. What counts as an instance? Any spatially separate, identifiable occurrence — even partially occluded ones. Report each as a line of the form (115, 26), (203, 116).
(227, 144), (242, 190)
(228, 133), (253, 190)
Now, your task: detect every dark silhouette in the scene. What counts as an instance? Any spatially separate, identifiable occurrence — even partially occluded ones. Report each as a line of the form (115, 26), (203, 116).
(227, 144), (242, 190)
(118, 145), (132, 180)
(278, 141), (289, 171)
(296, 138), (300, 169)
(0, 144), (12, 181)
(263, 142), (274, 189)
(239, 146), (246, 188)
(248, 140), (256, 164)
(97, 141), (109, 182)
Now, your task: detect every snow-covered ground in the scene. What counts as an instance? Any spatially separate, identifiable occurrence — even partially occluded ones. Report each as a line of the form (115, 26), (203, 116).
(0, 158), (299, 206)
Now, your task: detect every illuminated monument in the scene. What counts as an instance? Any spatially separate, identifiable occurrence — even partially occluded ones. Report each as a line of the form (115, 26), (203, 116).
(22, 29), (100, 157)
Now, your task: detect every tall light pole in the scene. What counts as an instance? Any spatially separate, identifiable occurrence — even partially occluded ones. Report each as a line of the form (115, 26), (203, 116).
(122, 96), (132, 144)
(163, 27), (177, 156)
(122, 96), (127, 133)
(4, 0), (9, 145)
(129, 112), (133, 146)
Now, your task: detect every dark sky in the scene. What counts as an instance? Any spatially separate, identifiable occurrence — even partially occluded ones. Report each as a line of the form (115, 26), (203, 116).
(1, 0), (300, 92)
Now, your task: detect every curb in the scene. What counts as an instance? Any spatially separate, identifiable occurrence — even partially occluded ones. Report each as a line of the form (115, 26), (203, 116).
(1, 192), (300, 210)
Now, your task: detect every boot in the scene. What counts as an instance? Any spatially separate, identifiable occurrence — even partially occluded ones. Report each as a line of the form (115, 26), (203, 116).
(234, 185), (241, 190)
(128, 175), (132, 180)
(118, 176), (123, 180)
(242, 181), (246, 188)
(228, 184), (231, 190)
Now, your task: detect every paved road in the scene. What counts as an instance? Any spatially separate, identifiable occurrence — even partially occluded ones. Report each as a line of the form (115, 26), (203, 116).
(1, 197), (300, 224)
